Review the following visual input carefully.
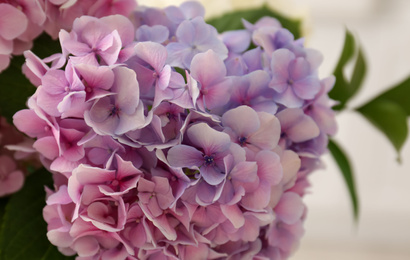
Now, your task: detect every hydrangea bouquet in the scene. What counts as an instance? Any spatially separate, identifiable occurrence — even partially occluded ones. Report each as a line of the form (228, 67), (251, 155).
(0, 1), (409, 260)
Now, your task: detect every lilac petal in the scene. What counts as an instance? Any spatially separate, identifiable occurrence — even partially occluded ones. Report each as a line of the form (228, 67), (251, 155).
(166, 42), (192, 68)
(311, 105), (338, 136)
(167, 144), (203, 168)
(137, 178), (156, 194)
(246, 70), (271, 98)
(75, 64), (114, 91)
(97, 30), (122, 65)
(149, 213), (177, 241)
(87, 97), (112, 123)
(222, 30), (251, 53)
(277, 108), (320, 143)
(190, 50), (226, 87)
(196, 180), (218, 205)
(241, 181), (271, 210)
(157, 65), (171, 90)
(252, 26), (280, 56)
(187, 123), (231, 155)
(273, 87), (304, 108)
(269, 76), (288, 93)
(293, 76), (321, 100)
(255, 150), (283, 186)
(230, 161), (258, 183)
(101, 14), (135, 45)
(221, 204), (245, 229)
(275, 192), (304, 225)
(200, 165), (226, 186)
(136, 25), (169, 43)
(135, 41), (167, 73)
(115, 102), (146, 135)
(0, 4), (28, 40)
(222, 106), (260, 137)
(270, 49), (294, 78)
(280, 150), (301, 190)
(248, 112), (281, 150)
(289, 57), (310, 81)
(112, 67), (139, 114)
(58, 91), (86, 116)
(179, 1), (205, 19)
(175, 19), (196, 45)
(201, 77), (232, 110)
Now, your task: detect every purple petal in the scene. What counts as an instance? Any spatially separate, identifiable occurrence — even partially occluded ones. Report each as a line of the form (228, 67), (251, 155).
(167, 144), (203, 168)
(289, 57), (310, 81)
(136, 25), (169, 43)
(270, 49), (294, 78)
(273, 86), (304, 108)
(200, 165), (226, 186)
(293, 76), (321, 100)
(187, 123), (231, 155)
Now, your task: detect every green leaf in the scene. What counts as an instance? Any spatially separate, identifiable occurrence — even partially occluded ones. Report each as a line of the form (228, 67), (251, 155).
(207, 5), (302, 39)
(328, 139), (359, 220)
(0, 168), (75, 260)
(329, 29), (367, 111)
(0, 33), (61, 124)
(366, 75), (410, 116)
(356, 99), (408, 159)
(0, 55), (35, 123)
(0, 197), (9, 235)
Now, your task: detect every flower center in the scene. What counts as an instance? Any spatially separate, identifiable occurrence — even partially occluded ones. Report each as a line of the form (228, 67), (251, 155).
(203, 155), (214, 166)
(109, 106), (121, 117)
(287, 79), (294, 85)
(238, 136), (247, 146)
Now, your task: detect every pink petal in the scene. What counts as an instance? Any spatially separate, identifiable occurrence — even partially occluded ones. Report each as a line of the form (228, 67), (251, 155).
(0, 4), (28, 40)
(248, 112), (281, 150)
(135, 41), (167, 73)
(190, 50), (226, 87)
(221, 204), (245, 229)
(222, 106), (260, 137)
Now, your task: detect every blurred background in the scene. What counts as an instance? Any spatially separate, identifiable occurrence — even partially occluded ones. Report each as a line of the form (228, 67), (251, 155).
(139, 0), (410, 259)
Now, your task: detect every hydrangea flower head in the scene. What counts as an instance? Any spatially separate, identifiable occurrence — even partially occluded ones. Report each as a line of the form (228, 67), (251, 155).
(11, 3), (337, 259)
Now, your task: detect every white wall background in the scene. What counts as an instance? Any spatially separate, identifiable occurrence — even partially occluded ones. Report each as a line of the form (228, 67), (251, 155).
(139, 0), (410, 259)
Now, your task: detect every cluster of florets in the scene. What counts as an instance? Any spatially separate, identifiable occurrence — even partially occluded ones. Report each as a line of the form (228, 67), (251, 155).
(14, 1), (337, 259)
(0, 0), (137, 72)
